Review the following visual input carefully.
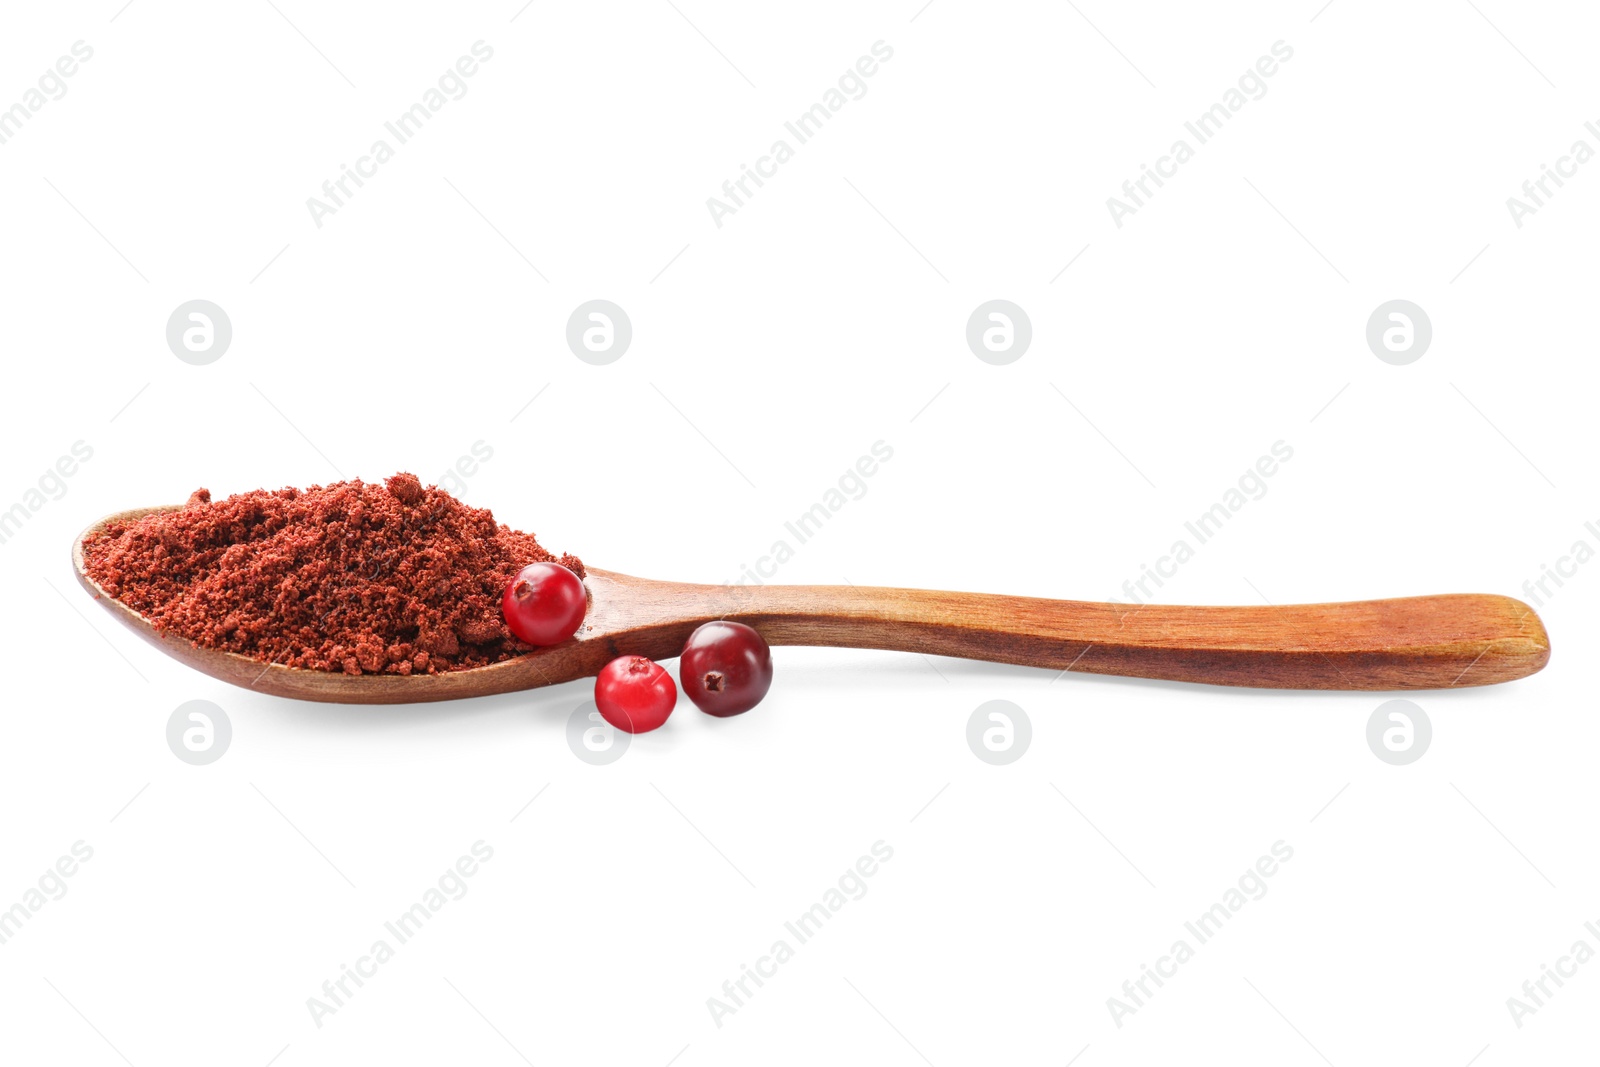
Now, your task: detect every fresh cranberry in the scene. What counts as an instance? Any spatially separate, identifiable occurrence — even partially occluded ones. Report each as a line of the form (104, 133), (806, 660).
(680, 621), (772, 717)
(501, 562), (585, 646)
(595, 655), (677, 733)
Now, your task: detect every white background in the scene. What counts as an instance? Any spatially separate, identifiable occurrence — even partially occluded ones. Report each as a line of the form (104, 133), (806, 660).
(1, 1), (1595, 1063)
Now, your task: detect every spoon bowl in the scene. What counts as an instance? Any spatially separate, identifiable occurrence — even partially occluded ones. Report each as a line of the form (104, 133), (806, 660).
(74, 506), (1551, 703)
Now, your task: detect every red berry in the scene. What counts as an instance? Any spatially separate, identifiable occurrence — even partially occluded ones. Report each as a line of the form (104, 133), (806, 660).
(595, 655), (677, 734)
(501, 562), (585, 646)
(680, 621), (772, 717)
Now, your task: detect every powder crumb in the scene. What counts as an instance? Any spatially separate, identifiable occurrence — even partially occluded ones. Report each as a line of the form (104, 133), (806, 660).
(82, 474), (583, 675)
(386, 472), (423, 506)
(354, 638), (386, 674)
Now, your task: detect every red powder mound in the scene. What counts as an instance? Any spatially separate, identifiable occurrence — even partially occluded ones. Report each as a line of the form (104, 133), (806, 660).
(82, 473), (584, 676)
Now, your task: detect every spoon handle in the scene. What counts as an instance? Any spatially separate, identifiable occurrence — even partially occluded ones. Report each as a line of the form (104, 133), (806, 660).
(705, 585), (1549, 689)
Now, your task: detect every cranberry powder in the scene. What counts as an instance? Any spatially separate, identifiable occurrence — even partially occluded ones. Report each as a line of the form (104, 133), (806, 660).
(81, 474), (584, 676)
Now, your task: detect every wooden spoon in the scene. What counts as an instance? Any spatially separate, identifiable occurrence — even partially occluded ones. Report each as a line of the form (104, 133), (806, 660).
(73, 506), (1550, 704)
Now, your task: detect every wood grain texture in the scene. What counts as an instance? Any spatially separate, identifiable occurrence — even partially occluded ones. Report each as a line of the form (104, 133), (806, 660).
(74, 507), (1550, 704)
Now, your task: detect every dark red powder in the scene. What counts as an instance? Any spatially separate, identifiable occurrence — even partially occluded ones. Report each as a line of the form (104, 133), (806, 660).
(82, 473), (584, 675)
